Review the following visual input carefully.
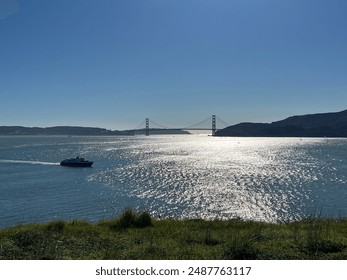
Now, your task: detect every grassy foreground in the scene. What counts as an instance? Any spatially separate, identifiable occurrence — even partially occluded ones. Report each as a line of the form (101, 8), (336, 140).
(1, 209), (346, 260)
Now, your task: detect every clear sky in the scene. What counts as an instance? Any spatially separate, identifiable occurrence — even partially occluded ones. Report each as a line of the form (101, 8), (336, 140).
(1, 0), (347, 130)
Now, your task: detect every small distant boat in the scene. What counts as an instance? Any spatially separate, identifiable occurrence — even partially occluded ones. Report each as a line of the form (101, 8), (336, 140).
(60, 156), (93, 167)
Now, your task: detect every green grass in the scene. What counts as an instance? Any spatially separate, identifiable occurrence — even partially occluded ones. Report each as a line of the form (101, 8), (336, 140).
(1, 210), (346, 260)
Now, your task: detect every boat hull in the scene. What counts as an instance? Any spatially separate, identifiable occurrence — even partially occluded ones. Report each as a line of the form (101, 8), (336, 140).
(60, 161), (93, 167)
(60, 156), (93, 167)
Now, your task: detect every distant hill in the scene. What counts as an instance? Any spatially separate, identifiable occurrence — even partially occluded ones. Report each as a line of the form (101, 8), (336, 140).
(0, 126), (133, 136)
(0, 126), (189, 136)
(215, 109), (347, 137)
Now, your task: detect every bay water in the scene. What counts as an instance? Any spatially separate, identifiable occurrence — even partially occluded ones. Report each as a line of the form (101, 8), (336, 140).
(0, 135), (346, 229)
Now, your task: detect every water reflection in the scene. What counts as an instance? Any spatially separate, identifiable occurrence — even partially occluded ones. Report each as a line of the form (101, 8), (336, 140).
(1, 135), (345, 227)
(88, 136), (345, 222)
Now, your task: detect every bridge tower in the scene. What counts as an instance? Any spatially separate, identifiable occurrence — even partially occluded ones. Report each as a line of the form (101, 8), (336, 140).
(212, 114), (216, 136)
(145, 118), (150, 136)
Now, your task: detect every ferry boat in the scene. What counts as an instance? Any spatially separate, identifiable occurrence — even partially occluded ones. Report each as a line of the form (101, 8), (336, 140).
(60, 156), (93, 167)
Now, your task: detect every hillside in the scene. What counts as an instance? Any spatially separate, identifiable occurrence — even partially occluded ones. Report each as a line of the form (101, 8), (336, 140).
(0, 126), (133, 136)
(215, 109), (347, 137)
(1, 210), (346, 260)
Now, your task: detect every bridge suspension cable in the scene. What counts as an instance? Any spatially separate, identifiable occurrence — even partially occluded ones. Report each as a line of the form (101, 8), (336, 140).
(216, 116), (230, 129)
(135, 119), (147, 130)
(183, 116), (212, 129)
(149, 119), (170, 129)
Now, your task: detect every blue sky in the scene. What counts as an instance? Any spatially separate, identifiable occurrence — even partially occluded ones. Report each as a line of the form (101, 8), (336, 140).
(1, 0), (347, 130)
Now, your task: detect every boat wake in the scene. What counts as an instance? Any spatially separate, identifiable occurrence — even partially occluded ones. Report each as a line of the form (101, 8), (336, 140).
(0, 159), (60, 166)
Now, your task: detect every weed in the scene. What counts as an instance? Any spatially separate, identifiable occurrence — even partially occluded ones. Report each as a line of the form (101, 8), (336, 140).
(222, 237), (259, 259)
(45, 221), (65, 234)
(110, 209), (153, 230)
(135, 211), (153, 228)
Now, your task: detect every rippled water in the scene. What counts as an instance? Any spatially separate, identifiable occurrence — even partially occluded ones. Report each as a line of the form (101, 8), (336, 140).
(0, 135), (346, 228)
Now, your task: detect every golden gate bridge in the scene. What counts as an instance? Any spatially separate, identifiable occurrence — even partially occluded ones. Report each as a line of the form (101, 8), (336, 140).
(133, 115), (230, 136)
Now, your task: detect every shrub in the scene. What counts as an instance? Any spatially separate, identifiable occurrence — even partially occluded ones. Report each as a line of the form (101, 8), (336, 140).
(45, 221), (65, 234)
(135, 211), (153, 228)
(110, 209), (153, 230)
